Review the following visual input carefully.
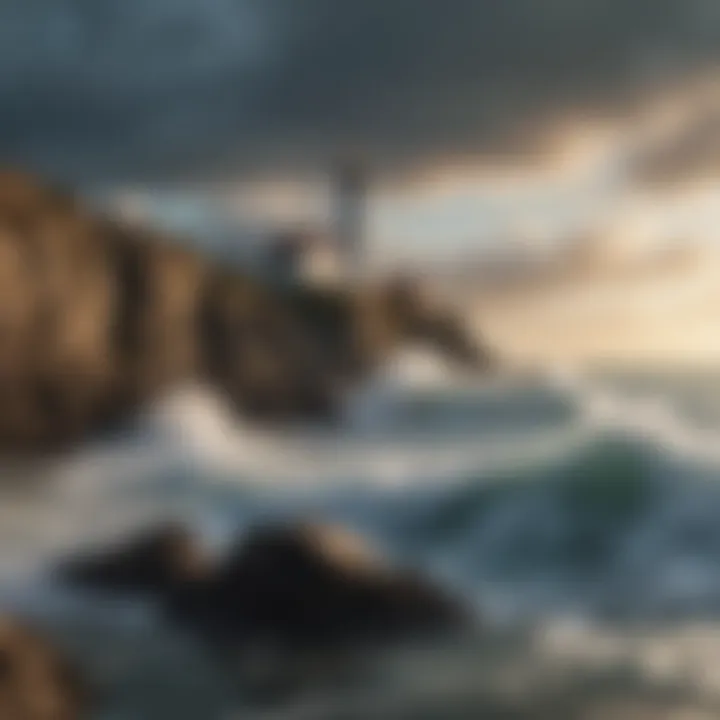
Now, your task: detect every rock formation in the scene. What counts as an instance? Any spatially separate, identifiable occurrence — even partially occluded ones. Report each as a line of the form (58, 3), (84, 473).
(57, 520), (470, 700)
(0, 170), (491, 454)
(163, 522), (469, 653)
(279, 276), (493, 384)
(58, 521), (469, 651)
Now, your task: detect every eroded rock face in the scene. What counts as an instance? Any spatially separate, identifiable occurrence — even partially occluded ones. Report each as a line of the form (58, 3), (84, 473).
(0, 170), (491, 453)
(0, 617), (85, 720)
(0, 172), (212, 452)
(0, 171), (341, 452)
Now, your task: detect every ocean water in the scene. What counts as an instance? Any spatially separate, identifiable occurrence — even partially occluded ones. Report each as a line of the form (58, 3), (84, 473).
(3, 354), (720, 717)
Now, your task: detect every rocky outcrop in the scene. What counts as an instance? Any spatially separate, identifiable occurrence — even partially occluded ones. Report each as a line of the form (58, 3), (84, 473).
(0, 616), (85, 720)
(0, 172), (205, 451)
(164, 522), (469, 653)
(278, 277), (493, 383)
(0, 170), (491, 454)
(55, 522), (211, 596)
(58, 521), (469, 651)
(57, 520), (470, 700)
(0, 171), (336, 451)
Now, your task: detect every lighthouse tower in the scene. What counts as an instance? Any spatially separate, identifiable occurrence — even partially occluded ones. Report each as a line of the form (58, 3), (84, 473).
(333, 160), (367, 283)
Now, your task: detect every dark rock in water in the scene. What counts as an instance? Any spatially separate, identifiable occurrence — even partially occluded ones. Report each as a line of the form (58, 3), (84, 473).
(56, 522), (211, 596)
(164, 522), (469, 654)
(0, 169), (493, 454)
(54, 520), (470, 702)
(0, 616), (85, 720)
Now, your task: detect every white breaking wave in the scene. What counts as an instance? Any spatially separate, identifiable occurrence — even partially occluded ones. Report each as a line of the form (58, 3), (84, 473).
(1, 362), (720, 715)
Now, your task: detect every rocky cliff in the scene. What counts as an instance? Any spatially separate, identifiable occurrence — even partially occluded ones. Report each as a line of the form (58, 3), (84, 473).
(0, 171), (489, 455)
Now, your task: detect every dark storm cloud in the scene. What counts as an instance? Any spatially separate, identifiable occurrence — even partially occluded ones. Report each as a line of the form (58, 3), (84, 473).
(1, 0), (720, 182)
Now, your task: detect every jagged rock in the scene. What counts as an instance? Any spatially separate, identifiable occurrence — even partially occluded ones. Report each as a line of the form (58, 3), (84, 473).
(279, 276), (493, 382)
(164, 522), (469, 652)
(54, 520), (471, 702)
(56, 520), (468, 650)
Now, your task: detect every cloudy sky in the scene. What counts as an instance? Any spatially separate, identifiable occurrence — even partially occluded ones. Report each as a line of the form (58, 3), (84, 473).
(2, 0), (720, 258)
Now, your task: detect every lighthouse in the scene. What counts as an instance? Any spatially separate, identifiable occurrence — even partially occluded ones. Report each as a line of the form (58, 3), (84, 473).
(333, 160), (367, 283)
